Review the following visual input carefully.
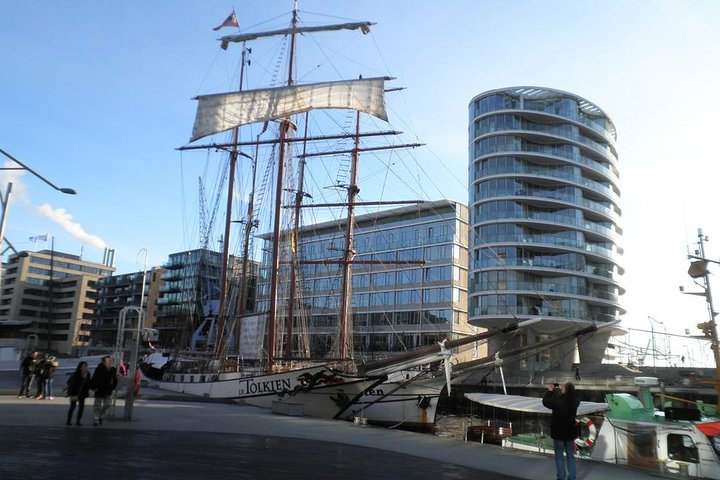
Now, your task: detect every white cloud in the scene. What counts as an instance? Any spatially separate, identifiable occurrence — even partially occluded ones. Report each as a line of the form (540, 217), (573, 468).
(0, 160), (29, 205)
(36, 203), (107, 249)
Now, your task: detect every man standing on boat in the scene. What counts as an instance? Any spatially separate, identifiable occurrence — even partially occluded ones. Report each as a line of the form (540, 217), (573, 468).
(91, 356), (117, 426)
(542, 382), (580, 480)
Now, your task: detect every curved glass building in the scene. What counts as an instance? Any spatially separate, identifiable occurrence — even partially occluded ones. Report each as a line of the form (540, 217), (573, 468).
(468, 87), (624, 374)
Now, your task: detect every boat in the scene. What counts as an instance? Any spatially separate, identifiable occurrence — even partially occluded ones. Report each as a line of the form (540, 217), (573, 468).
(140, 4), (471, 424)
(465, 376), (720, 479)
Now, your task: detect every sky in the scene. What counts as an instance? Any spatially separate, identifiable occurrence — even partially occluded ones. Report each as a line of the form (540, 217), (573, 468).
(2, 1), (720, 366)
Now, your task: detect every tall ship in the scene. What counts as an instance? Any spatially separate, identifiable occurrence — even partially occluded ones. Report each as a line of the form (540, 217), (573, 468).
(142, 4), (455, 425)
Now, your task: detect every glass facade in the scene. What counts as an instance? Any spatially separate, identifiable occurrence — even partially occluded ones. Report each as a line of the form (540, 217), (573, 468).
(256, 200), (471, 361)
(468, 87), (624, 370)
(152, 249), (259, 348)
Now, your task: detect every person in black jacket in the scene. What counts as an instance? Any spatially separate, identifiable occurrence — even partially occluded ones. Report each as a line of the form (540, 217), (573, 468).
(18, 351), (38, 398)
(66, 361), (91, 426)
(542, 382), (580, 480)
(91, 356), (117, 426)
(34, 355), (46, 399)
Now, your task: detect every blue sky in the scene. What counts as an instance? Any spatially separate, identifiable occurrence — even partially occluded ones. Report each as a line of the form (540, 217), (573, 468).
(3, 1), (720, 365)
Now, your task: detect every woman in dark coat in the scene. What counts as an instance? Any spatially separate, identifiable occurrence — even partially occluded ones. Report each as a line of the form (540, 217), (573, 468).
(66, 362), (91, 426)
(542, 382), (580, 480)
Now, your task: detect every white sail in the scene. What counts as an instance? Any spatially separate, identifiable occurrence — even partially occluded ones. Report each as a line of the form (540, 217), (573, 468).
(190, 77), (388, 142)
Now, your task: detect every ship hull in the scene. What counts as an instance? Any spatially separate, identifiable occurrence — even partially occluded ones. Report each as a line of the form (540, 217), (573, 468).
(340, 372), (445, 428)
(140, 363), (385, 419)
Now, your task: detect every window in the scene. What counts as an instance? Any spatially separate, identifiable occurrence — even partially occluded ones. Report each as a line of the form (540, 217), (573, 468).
(667, 434), (698, 463)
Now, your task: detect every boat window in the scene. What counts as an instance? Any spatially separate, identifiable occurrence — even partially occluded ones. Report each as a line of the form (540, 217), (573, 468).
(667, 434), (698, 463)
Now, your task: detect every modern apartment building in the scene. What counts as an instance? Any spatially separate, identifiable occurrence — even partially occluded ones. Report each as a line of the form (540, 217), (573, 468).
(256, 199), (479, 364)
(89, 267), (165, 353)
(468, 87), (624, 374)
(154, 248), (259, 349)
(0, 250), (115, 355)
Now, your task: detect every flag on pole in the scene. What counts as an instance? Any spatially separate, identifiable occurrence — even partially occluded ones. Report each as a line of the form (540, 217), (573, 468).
(212, 10), (239, 31)
(29, 234), (49, 242)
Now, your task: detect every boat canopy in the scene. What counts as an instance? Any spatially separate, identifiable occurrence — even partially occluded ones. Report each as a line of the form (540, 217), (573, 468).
(465, 393), (608, 416)
(191, 77), (389, 142)
(697, 421), (720, 437)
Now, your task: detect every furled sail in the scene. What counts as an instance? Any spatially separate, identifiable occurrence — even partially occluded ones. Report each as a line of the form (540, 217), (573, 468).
(219, 22), (374, 50)
(190, 77), (389, 142)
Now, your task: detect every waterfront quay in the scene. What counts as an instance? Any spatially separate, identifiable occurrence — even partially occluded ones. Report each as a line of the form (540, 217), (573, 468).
(0, 377), (662, 480)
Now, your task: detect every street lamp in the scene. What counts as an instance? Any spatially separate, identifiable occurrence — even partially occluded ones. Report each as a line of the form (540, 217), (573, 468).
(123, 249), (149, 421)
(0, 148), (77, 194)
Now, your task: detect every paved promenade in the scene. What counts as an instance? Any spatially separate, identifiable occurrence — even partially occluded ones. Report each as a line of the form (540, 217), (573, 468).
(0, 387), (668, 480)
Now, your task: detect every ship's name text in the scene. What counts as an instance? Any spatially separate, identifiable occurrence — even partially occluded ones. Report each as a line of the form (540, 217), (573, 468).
(240, 378), (293, 395)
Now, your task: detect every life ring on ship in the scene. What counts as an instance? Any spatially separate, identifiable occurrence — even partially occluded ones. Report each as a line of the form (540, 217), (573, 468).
(574, 417), (597, 448)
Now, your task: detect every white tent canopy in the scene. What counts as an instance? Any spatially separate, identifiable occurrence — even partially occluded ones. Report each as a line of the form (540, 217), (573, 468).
(465, 393), (608, 415)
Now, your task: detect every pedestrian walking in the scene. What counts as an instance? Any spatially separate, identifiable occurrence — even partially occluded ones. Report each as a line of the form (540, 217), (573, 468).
(18, 351), (38, 398)
(542, 382), (580, 480)
(43, 356), (59, 400)
(66, 361), (91, 426)
(91, 356), (117, 426)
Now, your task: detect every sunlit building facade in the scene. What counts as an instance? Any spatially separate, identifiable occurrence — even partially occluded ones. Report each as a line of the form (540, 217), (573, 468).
(257, 200), (479, 363)
(0, 250), (115, 355)
(468, 87), (624, 375)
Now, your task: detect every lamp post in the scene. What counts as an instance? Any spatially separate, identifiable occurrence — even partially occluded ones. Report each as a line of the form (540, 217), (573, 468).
(123, 249), (149, 421)
(120, 305), (144, 421)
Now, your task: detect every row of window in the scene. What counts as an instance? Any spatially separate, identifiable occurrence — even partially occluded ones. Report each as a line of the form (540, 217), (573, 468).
(307, 309), (459, 327)
(297, 222), (455, 260)
(473, 114), (612, 155)
(18, 309), (73, 320)
(283, 287), (463, 309)
(469, 294), (618, 322)
(30, 256), (112, 277)
(473, 136), (615, 178)
(305, 265), (459, 292)
(474, 180), (593, 207)
(306, 331), (451, 355)
(472, 93), (613, 139)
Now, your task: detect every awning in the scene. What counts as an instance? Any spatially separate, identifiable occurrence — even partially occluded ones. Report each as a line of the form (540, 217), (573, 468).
(696, 421), (720, 436)
(465, 393), (608, 415)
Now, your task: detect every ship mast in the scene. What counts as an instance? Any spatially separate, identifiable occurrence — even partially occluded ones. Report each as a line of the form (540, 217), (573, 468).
(267, 3), (299, 370)
(337, 110), (362, 363)
(214, 45), (249, 358)
(285, 112), (310, 360)
(687, 229), (720, 401)
(207, 6), (385, 370)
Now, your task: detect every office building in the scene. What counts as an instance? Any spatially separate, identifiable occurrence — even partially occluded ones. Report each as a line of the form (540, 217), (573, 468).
(89, 267), (165, 353)
(257, 199), (479, 363)
(0, 250), (115, 355)
(154, 248), (259, 349)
